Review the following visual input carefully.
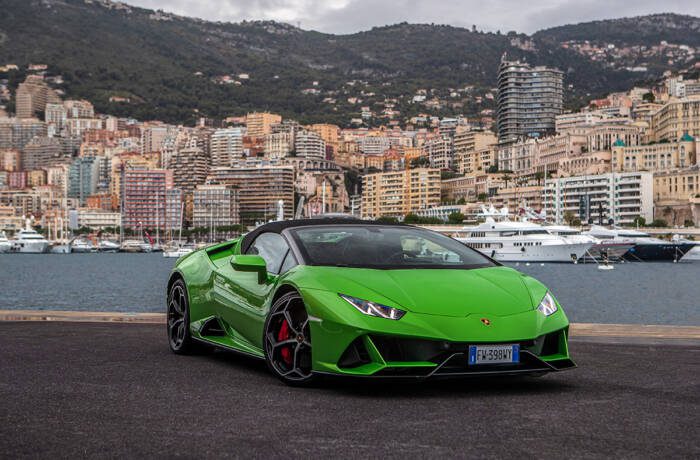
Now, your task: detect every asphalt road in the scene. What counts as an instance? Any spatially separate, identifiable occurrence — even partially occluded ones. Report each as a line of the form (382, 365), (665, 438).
(0, 322), (698, 459)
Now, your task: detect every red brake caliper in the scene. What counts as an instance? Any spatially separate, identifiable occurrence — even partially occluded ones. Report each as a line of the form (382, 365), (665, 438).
(277, 319), (293, 366)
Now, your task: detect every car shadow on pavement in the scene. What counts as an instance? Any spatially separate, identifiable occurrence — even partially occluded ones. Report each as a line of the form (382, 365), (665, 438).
(317, 374), (576, 398)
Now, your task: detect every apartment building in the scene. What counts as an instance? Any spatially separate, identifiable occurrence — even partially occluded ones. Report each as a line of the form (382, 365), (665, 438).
(246, 112), (282, 138)
(192, 185), (241, 229)
(650, 96), (700, 142)
(171, 145), (209, 194)
(22, 136), (65, 170)
(210, 128), (244, 167)
(361, 168), (441, 219)
(16, 75), (60, 119)
(424, 136), (453, 170)
(295, 130), (326, 159)
(264, 131), (294, 159)
(544, 172), (653, 225)
(121, 169), (173, 230)
(611, 135), (697, 172)
(0, 118), (47, 150)
(206, 162), (295, 224)
(496, 60), (563, 142)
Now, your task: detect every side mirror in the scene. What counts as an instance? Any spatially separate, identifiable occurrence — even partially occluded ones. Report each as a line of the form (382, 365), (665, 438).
(231, 255), (267, 283)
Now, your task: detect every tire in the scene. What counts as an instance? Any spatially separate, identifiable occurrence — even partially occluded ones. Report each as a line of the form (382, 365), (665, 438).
(263, 291), (317, 386)
(167, 278), (197, 354)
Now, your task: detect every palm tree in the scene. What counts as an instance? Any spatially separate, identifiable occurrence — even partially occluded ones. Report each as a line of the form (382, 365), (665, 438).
(502, 174), (512, 188)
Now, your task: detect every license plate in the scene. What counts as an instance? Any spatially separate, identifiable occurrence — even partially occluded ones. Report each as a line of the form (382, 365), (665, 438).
(468, 344), (519, 365)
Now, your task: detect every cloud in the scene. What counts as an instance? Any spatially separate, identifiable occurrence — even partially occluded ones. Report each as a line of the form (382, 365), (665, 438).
(127, 0), (700, 34)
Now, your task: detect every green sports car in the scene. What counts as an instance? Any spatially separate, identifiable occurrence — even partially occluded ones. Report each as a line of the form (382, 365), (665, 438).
(167, 218), (575, 385)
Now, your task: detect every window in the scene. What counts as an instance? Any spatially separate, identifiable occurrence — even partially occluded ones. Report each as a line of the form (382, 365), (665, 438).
(245, 232), (290, 275)
(289, 225), (493, 269)
(279, 250), (298, 274)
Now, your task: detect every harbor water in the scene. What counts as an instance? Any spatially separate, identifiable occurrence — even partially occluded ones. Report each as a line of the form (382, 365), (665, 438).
(0, 253), (698, 326)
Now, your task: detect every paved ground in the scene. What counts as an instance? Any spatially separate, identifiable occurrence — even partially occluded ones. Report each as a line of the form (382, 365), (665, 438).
(0, 322), (698, 459)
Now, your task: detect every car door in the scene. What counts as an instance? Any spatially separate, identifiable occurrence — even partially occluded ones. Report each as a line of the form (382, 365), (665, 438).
(214, 232), (293, 346)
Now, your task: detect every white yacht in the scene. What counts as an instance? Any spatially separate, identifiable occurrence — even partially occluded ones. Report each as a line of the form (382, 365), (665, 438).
(680, 245), (700, 261)
(545, 225), (634, 260)
(98, 240), (120, 253)
(453, 219), (592, 262)
(71, 238), (95, 253)
(163, 245), (194, 258)
(121, 239), (146, 253)
(0, 231), (11, 253)
(12, 227), (50, 253)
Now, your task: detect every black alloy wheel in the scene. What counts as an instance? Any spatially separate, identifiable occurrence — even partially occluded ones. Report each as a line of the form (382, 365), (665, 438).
(264, 291), (316, 386)
(167, 279), (196, 354)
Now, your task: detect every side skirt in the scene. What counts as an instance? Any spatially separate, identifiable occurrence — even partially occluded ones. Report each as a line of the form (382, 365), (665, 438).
(192, 336), (265, 361)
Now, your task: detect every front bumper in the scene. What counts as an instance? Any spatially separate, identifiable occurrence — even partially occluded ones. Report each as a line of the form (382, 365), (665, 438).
(302, 289), (575, 378)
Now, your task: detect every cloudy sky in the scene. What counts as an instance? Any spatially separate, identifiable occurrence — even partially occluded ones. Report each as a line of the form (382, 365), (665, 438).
(127, 0), (700, 34)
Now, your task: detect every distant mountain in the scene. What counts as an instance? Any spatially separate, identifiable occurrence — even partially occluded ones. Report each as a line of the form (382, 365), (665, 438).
(0, 1), (697, 125)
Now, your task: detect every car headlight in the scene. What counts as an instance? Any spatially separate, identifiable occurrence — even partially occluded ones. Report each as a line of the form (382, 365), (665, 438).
(339, 294), (406, 320)
(537, 292), (558, 316)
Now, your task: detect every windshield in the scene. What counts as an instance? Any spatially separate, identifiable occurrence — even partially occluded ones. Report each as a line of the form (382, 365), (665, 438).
(288, 225), (496, 269)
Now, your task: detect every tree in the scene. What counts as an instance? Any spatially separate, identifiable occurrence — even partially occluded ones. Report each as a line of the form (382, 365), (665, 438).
(563, 211), (576, 226)
(447, 212), (465, 224)
(487, 165), (498, 173)
(534, 171), (544, 185)
(502, 174), (512, 188)
(477, 192), (489, 202)
(650, 219), (668, 228)
(632, 216), (646, 227)
(456, 197), (466, 205)
(642, 92), (655, 103)
(684, 219), (695, 228)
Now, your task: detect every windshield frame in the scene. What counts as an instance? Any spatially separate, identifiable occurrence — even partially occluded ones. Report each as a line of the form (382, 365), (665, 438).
(283, 224), (498, 270)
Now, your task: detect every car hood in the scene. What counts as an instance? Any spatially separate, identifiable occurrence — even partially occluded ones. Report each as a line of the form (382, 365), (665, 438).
(299, 266), (535, 317)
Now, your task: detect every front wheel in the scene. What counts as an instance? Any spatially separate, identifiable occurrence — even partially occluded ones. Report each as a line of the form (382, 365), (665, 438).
(263, 291), (317, 386)
(167, 278), (197, 354)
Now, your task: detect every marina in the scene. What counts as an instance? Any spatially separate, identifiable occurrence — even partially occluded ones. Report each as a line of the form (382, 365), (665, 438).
(0, 252), (698, 326)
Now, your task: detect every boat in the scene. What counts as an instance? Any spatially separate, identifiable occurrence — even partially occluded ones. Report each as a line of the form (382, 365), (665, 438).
(121, 239), (148, 253)
(163, 202), (192, 258)
(163, 245), (194, 258)
(674, 235), (699, 262)
(545, 225), (634, 261)
(453, 219), (593, 263)
(585, 226), (694, 262)
(11, 223), (50, 254)
(50, 243), (71, 254)
(680, 245), (700, 261)
(71, 238), (96, 253)
(98, 240), (120, 253)
(0, 231), (11, 253)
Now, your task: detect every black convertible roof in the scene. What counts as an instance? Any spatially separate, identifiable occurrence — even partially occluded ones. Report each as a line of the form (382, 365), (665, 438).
(240, 217), (403, 253)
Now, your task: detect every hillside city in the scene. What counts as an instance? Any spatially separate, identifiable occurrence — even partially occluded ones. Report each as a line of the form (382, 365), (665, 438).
(0, 55), (699, 243)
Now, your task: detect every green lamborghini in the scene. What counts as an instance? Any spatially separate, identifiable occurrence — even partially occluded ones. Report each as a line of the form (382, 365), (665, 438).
(167, 218), (575, 385)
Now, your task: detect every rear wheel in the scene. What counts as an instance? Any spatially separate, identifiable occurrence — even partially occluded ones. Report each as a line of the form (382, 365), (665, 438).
(167, 279), (197, 354)
(264, 291), (316, 386)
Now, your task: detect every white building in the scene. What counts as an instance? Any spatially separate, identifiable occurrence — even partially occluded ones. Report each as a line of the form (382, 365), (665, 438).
(265, 131), (294, 159)
(210, 128), (244, 166)
(359, 136), (391, 155)
(544, 172), (653, 226)
(425, 136), (453, 170)
(192, 184), (240, 229)
(294, 130), (326, 159)
(76, 209), (121, 230)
